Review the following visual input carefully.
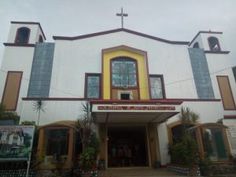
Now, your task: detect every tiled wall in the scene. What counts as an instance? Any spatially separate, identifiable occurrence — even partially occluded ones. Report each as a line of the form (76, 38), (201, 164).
(27, 43), (55, 97)
(188, 48), (214, 99)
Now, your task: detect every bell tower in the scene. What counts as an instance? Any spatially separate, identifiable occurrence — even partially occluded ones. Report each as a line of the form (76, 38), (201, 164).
(0, 21), (46, 111)
(5, 21), (46, 45)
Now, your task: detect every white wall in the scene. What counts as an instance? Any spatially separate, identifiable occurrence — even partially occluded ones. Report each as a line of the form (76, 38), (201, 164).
(189, 34), (204, 49)
(50, 31), (197, 99)
(158, 122), (170, 165)
(19, 100), (86, 125)
(206, 53), (236, 116)
(0, 47), (35, 111)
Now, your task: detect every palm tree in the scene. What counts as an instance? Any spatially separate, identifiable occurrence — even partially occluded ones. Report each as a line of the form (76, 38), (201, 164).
(33, 100), (45, 126)
(78, 102), (93, 149)
(77, 102), (99, 172)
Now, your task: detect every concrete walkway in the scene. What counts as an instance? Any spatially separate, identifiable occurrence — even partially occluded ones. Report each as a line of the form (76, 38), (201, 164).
(99, 167), (181, 177)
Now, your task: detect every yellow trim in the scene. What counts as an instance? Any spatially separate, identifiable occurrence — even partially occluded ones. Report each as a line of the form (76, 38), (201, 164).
(102, 47), (149, 99)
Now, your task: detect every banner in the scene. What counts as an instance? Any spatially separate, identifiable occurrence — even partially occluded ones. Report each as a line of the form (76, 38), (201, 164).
(0, 126), (35, 161)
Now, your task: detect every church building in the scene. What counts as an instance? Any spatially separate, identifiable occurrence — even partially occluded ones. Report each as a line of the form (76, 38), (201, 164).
(0, 21), (236, 170)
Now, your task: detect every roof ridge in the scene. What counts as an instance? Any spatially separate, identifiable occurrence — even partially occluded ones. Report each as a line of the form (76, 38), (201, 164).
(53, 28), (189, 45)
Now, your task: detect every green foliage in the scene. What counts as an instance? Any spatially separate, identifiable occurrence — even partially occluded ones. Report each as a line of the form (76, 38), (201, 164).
(79, 147), (97, 171)
(199, 157), (212, 176)
(33, 100), (45, 113)
(88, 132), (100, 155)
(0, 103), (20, 124)
(77, 102), (100, 171)
(78, 102), (93, 148)
(33, 100), (45, 125)
(169, 107), (200, 167)
(169, 134), (199, 167)
(180, 107), (199, 125)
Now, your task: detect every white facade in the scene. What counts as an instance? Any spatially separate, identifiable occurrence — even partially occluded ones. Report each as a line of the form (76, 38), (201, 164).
(0, 22), (236, 167)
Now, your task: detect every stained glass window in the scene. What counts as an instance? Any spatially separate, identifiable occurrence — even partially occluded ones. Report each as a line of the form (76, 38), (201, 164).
(86, 74), (100, 99)
(112, 58), (137, 87)
(150, 76), (164, 99)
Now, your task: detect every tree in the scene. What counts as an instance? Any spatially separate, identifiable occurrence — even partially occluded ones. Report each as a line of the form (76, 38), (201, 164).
(169, 107), (200, 176)
(180, 107), (199, 125)
(77, 102), (99, 173)
(78, 102), (93, 149)
(33, 100), (45, 126)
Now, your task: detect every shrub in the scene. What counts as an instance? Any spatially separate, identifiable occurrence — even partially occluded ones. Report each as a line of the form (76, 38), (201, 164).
(169, 134), (199, 167)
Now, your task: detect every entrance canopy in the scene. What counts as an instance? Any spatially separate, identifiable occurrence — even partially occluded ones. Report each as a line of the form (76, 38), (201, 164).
(91, 100), (182, 123)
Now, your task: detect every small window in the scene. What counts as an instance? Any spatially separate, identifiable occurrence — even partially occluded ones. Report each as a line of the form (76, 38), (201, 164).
(118, 91), (133, 100)
(85, 74), (101, 99)
(15, 27), (30, 44)
(120, 93), (130, 100)
(149, 75), (165, 99)
(208, 37), (221, 51)
(38, 35), (43, 43)
(193, 42), (199, 48)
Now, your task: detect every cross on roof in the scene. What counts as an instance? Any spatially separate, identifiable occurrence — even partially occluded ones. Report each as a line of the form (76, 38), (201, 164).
(116, 8), (128, 28)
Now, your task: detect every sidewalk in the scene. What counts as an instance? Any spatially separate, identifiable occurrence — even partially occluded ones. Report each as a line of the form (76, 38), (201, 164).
(99, 167), (181, 177)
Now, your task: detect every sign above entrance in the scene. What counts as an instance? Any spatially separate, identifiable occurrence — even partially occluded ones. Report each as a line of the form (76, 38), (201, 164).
(92, 104), (180, 113)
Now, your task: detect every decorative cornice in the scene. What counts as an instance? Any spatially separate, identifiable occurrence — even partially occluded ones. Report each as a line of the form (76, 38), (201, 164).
(3, 43), (35, 47)
(204, 50), (230, 54)
(53, 28), (189, 45)
(22, 97), (221, 102)
(90, 98), (221, 105)
(11, 21), (46, 40)
(224, 115), (236, 119)
(22, 97), (87, 101)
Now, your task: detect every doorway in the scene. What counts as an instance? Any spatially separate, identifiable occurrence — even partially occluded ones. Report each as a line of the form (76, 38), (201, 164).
(107, 126), (148, 167)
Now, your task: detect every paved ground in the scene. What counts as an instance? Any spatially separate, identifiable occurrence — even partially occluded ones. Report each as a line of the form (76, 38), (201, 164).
(99, 167), (181, 177)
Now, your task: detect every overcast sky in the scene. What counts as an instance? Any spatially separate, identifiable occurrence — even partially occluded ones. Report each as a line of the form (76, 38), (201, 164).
(0, 0), (236, 66)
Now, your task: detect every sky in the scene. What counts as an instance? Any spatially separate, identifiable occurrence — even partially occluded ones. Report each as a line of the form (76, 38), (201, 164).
(0, 0), (236, 66)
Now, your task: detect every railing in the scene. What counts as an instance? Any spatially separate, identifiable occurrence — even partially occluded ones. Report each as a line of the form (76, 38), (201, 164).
(0, 169), (36, 177)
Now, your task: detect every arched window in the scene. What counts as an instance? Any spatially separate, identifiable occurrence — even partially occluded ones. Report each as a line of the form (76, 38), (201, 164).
(111, 57), (137, 87)
(38, 35), (43, 43)
(208, 37), (221, 51)
(15, 27), (30, 44)
(189, 123), (229, 161)
(193, 42), (199, 48)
